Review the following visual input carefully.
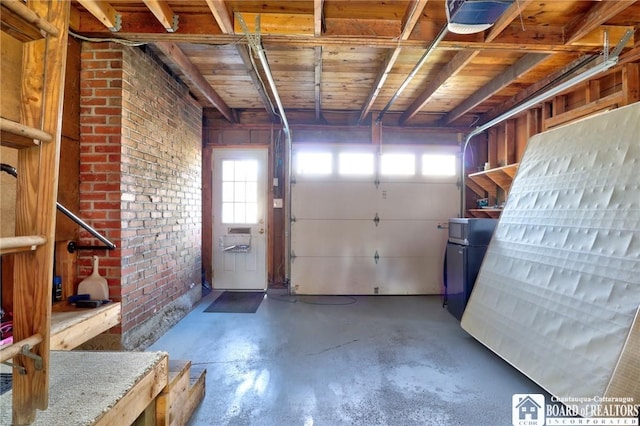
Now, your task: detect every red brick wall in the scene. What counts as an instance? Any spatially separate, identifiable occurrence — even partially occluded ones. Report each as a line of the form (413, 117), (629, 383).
(80, 42), (202, 338)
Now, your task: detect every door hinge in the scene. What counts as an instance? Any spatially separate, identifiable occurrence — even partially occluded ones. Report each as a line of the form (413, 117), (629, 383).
(373, 213), (380, 227)
(374, 178), (380, 189)
(374, 250), (380, 264)
(290, 250), (297, 263)
(291, 215), (296, 223)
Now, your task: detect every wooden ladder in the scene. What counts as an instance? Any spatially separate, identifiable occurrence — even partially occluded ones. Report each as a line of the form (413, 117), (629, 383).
(0, 0), (70, 423)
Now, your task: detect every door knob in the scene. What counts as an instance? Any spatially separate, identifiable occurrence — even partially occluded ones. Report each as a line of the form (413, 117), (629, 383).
(259, 228), (265, 234)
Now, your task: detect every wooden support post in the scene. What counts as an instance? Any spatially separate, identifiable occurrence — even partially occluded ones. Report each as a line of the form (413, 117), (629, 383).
(622, 63), (640, 105)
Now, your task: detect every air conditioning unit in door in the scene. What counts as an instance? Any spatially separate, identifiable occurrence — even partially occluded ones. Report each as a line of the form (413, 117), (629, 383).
(446, 0), (515, 34)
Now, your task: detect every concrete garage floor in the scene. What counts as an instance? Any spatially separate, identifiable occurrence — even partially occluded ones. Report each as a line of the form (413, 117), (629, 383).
(148, 291), (549, 425)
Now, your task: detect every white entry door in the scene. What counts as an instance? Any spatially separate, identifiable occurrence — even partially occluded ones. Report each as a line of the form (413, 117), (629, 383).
(212, 148), (268, 290)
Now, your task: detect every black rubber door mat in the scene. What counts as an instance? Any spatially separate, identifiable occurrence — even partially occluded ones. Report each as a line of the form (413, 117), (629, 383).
(204, 291), (265, 313)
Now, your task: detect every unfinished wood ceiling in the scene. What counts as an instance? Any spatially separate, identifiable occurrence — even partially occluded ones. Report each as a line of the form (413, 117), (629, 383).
(69, 0), (640, 128)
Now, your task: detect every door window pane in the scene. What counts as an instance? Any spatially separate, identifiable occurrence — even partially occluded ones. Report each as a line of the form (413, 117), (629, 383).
(221, 159), (258, 224)
(339, 153), (374, 175)
(380, 153), (415, 175)
(422, 154), (456, 176)
(296, 152), (332, 175)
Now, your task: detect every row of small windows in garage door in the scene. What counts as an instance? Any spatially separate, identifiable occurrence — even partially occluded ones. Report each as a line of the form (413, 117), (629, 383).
(295, 151), (457, 177)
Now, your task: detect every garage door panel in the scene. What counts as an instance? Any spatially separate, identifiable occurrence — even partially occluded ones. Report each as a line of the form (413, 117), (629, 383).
(376, 220), (448, 257)
(291, 257), (377, 295)
(291, 144), (459, 295)
(292, 220), (375, 256)
(378, 182), (458, 220)
(292, 181), (377, 219)
(377, 257), (444, 294)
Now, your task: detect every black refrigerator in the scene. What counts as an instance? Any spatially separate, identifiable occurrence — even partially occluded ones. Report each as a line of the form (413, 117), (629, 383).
(445, 218), (497, 321)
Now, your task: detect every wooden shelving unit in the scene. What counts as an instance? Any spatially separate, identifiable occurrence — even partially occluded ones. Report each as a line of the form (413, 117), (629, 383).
(466, 163), (519, 218)
(467, 163), (519, 199)
(50, 303), (121, 351)
(467, 209), (502, 219)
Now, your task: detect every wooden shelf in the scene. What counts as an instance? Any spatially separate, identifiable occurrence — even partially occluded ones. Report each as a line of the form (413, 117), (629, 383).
(468, 209), (503, 219)
(0, 235), (47, 255)
(468, 163), (519, 195)
(50, 302), (121, 350)
(467, 163), (518, 218)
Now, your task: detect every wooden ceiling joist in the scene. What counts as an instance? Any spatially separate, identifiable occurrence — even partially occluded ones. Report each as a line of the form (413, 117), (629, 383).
(477, 54), (595, 125)
(314, 0), (324, 37)
(399, 0), (535, 125)
(315, 46), (322, 122)
(565, 0), (638, 44)
(235, 45), (278, 122)
(205, 0), (234, 35)
(440, 53), (550, 125)
(76, 0), (121, 32)
(142, 0), (178, 33)
(357, 0), (429, 123)
(154, 42), (237, 123)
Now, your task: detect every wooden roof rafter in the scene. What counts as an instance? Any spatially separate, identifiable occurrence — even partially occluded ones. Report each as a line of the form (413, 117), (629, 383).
(154, 41), (237, 123)
(441, 0), (638, 127)
(76, 0), (121, 31)
(565, 0), (638, 44)
(236, 45), (278, 122)
(440, 52), (550, 125)
(314, 0), (324, 37)
(314, 46), (323, 122)
(142, 0), (178, 33)
(399, 0), (535, 125)
(202, 1), (278, 120)
(357, 0), (430, 124)
(314, 1), (324, 122)
(205, 0), (234, 35)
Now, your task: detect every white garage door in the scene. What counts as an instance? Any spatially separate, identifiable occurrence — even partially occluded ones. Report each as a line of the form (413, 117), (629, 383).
(291, 144), (459, 295)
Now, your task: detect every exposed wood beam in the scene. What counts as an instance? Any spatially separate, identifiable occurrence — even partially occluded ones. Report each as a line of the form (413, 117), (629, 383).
(154, 42), (237, 123)
(75, 11), (612, 54)
(357, 49), (403, 124)
(400, 49), (478, 125)
(478, 54), (597, 125)
(357, 0), (429, 123)
(483, 0), (535, 42)
(234, 12), (314, 36)
(440, 53), (550, 125)
(313, 0), (324, 122)
(399, 0), (535, 124)
(401, 0), (429, 37)
(205, 0), (234, 34)
(314, 0), (324, 37)
(314, 46), (322, 121)
(565, 0), (637, 44)
(235, 45), (277, 122)
(142, 0), (178, 33)
(76, 0), (121, 32)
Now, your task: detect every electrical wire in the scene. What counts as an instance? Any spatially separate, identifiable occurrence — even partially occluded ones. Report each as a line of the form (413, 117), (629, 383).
(69, 29), (148, 46)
